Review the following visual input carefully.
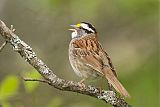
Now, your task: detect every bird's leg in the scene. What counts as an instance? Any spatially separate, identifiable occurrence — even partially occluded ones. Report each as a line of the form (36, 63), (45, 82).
(79, 78), (85, 84)
(108, 82), (114, 91)
(96, 87), (102, 95)
(107, 82), (118, 95)
(78, 78), (86, 87)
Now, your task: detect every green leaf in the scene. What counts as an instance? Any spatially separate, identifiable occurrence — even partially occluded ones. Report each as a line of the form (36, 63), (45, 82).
(23, 70), (41, 93)
(0, 75), (19, 101)
(46, 97), (62, 107)
(1, 101), (11, 107)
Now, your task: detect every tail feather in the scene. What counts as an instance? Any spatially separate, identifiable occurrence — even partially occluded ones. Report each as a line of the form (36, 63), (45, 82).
(102, 67), (130, 98)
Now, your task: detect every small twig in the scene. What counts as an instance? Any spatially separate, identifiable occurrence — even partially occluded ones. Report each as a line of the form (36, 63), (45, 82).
(23, 78), (50, 84)
(0, 41), (7, 52)
(0, 25), (15, 52)
(10, 25), (16, 32)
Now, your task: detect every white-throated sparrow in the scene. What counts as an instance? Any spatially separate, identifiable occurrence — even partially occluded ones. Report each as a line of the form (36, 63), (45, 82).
(68, 22), (130, 97)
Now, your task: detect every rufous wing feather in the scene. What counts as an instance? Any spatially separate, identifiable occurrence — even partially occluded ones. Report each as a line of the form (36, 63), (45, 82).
(102, 67), (130, 98)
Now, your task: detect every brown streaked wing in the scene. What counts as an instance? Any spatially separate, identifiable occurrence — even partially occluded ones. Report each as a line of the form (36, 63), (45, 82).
(72, 35), (104, 75)
(103, 51), (117, 77)
(96, 40), (117, 77)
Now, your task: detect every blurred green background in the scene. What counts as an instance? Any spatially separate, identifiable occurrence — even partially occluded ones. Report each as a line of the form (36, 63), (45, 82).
(0, 0), (158, 107)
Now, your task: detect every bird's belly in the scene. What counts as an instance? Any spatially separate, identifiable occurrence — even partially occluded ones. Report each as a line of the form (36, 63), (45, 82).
(69, 56), (102, 78)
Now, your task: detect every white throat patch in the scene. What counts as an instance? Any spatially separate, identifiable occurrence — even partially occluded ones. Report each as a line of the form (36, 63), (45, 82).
(71, 31), (78, 38)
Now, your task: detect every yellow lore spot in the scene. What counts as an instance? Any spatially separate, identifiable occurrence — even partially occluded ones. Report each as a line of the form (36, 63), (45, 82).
(76, 23), (81, 27)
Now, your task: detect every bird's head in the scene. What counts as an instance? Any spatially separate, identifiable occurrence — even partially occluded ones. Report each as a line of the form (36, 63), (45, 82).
(69, 22), (97, 39)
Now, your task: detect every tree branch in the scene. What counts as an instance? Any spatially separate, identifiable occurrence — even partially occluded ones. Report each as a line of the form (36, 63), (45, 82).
(0, 20), (131, 107)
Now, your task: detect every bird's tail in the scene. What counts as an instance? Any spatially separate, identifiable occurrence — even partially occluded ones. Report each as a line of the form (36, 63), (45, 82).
(102, 67), (130, 98)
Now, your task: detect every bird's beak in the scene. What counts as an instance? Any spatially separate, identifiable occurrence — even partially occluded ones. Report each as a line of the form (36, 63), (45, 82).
(69, 24), (78, 28)
(68, 24), (78, 32)
(68, 28), (76, 32)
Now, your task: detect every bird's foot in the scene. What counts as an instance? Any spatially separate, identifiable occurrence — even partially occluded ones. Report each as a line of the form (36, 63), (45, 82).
(78, 78), (86, 88)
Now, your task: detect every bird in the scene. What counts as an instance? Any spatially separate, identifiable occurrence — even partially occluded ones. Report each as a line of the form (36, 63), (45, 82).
(68, 22), (130, 98)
